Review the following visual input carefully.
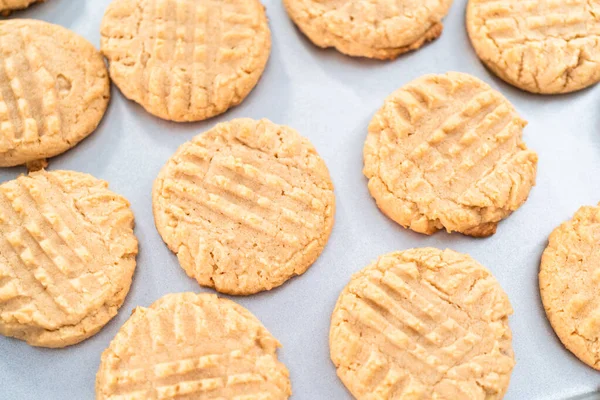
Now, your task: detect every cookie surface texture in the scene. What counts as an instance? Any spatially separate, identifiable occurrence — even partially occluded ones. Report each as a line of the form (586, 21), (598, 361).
(100, 0), (271, 122)
(540, 203), (600, 369)
(467, 0), (600, 94)
(363, 72), (538, 237)
(330, 248), (515, 400)
(283, 0), (453, 59)
(0, 170), (138, 348)
(96, 292), (292, 400)
(153, 118), (335, 295)
(0, 19), (110, 167)
(0, 0), (42, 13)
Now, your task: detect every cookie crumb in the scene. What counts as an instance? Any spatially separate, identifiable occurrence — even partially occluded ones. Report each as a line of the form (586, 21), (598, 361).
(25, 158), (48, 172)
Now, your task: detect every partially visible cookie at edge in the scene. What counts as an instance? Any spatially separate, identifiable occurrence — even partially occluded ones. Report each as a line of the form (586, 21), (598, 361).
(100, 0), (271, 122)
(540, 203), (600, 369)
(96, 292), (292, 400)
(467, 0), (600, 94)
(330, 248), (515, 399)
(153, 118), (335, 295)
(0, 0), (44, 14)
(0, 169), (138, 348)
(283, 0), (453, 59)
(0, 19), (110, 167)
(364, 72), (538, 237)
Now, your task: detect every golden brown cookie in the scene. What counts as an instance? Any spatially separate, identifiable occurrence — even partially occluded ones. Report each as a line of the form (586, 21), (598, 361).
(0, 170), (138, 348)
(153, 118), (335, 295)
(0, 19), (110, 167)
(96, 292), (292, 400)
(330, 248), (515, 400)
(363, 72), (538, 237)
(540, 203), (600, 369)
(100, 0), (271, 122)
(0, 0), (43, 14)
(467, 0), (600, 94)
(283, 0), (453, 59)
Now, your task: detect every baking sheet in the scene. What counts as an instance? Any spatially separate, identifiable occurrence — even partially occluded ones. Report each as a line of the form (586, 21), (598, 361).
(1, 0), (600, 399)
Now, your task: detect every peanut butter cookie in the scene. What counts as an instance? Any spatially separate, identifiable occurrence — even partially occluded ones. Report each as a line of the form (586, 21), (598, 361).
(96, 292), (292, 399)
(467, 0), (600, 94)
(330, 248), (515, 399)
(101, 0), (271, 121)
(0, 19), (110, 167)
(540, 203), (600, 369)
(284, 0), (453, 59)
(153, 118), (335, 295)
(364, 72), (538, 237)
(0, 0), (44, 14)
(0, 170), (138, 347)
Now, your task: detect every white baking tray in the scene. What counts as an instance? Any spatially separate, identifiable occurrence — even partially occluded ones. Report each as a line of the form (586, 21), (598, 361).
(1, 0), (600, 399)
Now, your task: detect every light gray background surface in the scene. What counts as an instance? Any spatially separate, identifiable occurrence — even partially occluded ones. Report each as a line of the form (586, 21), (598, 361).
(0, 0), (599, 399)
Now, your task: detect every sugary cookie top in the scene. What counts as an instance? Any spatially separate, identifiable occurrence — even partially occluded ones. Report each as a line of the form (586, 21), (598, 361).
(96, 292), (292, 400)
(467, 0), (600, 93)
(153, 118), (335, 295)
(0, 19), (109, 167)
(330, 248), (515, 400)
(284, 0), (453, 59)
(100, 0), (271, 121)
(364, 72), (538, 236)
(540, 204), (600, 369)
(0, 170), (137, 347)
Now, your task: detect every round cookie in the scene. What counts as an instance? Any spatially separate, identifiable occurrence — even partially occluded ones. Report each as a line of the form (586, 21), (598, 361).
(283, 0), (453, 59)
(540, 203), (600, 369)
(0, 19), (110, 167)
(330, 248), (515, 400)
(100, 0), (271, 122)
(0, 0), (43, 14)
(363, 72), (538, 237)
(467, 0), (600, 94)
(153, 118), (335, 295)
(96, 292), (292, 400)
(0, 170), (138, 348)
